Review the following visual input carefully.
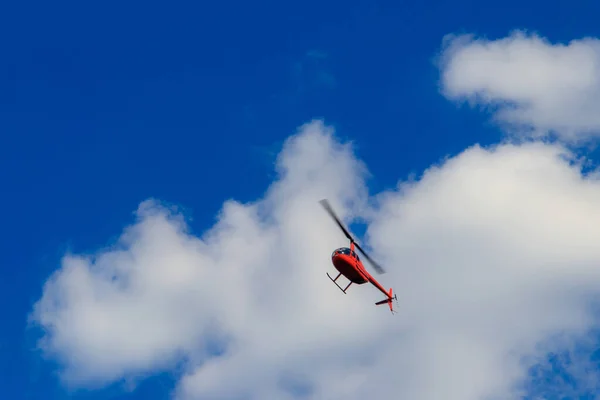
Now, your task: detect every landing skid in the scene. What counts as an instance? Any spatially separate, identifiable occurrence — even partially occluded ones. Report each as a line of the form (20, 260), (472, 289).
(326, 272), (352, 294)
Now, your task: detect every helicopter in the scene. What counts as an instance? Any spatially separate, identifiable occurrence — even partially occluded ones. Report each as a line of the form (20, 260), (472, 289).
(320, 199), (398, 314)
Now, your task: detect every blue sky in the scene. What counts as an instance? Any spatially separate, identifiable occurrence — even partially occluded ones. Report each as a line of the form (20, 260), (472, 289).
(5, 1), (600, 399)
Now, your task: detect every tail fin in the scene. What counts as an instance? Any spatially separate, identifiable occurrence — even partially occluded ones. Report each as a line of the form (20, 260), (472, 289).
(375, 288), (397, 314)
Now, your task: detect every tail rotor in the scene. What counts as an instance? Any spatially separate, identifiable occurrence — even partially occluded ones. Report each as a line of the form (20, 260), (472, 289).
(375, 288), (398, 314)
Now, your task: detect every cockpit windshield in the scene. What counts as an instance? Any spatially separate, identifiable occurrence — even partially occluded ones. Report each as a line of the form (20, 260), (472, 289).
(332, 247), (353, 258)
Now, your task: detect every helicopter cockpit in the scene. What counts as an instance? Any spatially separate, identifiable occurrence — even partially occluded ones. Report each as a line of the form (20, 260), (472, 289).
(332, 247), (360, 260)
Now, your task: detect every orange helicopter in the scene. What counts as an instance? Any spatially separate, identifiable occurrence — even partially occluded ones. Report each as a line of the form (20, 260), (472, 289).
(320, 199), (398, 314)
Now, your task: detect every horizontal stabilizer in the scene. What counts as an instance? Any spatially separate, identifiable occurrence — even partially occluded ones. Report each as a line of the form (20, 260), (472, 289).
(375, 288), (397, 314)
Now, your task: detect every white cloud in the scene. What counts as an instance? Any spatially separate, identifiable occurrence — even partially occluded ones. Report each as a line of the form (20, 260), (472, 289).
(30, 120), (380, 396)
(30, 120), (600, 399)
(439, 31), (600, 141)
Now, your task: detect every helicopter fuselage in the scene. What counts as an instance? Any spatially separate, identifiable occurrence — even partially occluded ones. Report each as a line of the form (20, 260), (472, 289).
(331, 247), (370, 284)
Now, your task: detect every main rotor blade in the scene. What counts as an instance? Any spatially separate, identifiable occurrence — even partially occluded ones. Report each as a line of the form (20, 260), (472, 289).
(354, 242), (386, 274)
(319, 199), (386, 275)
(319, 199), (355, 242)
